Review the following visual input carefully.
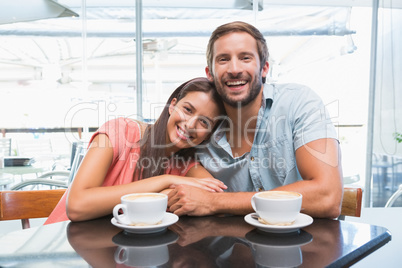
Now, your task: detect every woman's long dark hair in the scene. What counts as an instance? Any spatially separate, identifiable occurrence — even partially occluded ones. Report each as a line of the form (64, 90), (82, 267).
(134, 77), (225, 180)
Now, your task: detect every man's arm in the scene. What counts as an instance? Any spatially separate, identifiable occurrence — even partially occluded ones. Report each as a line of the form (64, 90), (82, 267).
(168, 138), (343, 218)
(283, 138), (343, 218)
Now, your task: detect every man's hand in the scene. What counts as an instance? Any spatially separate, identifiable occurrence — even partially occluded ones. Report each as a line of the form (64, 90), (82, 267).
(168, 185), (256, 216)
(167, 184), (216, 216)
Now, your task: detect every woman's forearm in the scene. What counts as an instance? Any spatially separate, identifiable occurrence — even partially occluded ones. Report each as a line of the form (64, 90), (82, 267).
(66, 174), (179, 222)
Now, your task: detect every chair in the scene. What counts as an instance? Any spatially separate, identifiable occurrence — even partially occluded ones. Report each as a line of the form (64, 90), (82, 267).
(372, 153), (402, 194)
(385, 184), (402, 207)
(338, 187), (363, 220)
(69, 141), (85, 169)
(0, 189), (66, 229)
(343, 174), (360, 185)
(0, 138), (12, 156)
(10, 171), (70, 190)
(67, 142), (86, 185)
(16, 138), (66, 168)
(16, 138), (53, 157)
(10, 141), (87, 190)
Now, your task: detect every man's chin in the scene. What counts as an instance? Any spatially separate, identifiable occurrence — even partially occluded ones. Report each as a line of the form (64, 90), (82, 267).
(223, 95), (253, 107)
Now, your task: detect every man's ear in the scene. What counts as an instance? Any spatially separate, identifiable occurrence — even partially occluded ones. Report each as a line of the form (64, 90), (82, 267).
(205, 66), (214, 82)
(261, 61), (269, 78)
(168, 98), (178, 115)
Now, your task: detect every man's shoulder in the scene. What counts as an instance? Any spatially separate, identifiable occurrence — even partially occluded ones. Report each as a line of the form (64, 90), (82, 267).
(265, 82), (319, 103)
(267, 82), (312, 94)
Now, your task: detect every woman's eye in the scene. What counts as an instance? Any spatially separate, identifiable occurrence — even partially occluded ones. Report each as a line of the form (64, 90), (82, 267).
(199, 118), (210, 128)
(183, 107), (192, 113)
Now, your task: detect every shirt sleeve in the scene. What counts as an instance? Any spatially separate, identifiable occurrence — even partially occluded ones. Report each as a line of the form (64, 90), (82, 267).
(291, 86), (338, 150)
(89, 117), (141, 165)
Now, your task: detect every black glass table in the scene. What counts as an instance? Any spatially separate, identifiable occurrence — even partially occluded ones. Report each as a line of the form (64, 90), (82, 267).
(0, 214), (391, 267)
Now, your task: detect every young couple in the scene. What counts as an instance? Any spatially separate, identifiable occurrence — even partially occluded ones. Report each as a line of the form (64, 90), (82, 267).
(46, 21), (343, 224)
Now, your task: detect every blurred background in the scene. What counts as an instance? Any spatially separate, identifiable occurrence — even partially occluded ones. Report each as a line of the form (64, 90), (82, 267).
(0, 0), (401, 207)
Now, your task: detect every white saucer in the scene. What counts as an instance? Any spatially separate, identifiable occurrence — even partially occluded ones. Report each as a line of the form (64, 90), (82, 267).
(111, 212), (179, 234)
(244, 213), (313, 234)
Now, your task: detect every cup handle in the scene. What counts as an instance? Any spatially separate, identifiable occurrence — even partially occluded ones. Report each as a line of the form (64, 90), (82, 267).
(114, 246), (127, 264)
(251, 196), (257, 212)
(113, 204), (130, 225)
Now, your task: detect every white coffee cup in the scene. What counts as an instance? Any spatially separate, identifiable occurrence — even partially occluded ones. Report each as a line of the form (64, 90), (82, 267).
(113, 193), (168, 226)
(251, 191), (302, 225)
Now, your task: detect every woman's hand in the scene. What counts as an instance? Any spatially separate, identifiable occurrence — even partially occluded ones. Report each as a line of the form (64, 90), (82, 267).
(168, 176), (227, 192)
(169, 162), (227, 192)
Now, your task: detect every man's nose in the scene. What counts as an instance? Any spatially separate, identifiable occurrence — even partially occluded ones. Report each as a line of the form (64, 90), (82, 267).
(228, 59), (242, 75)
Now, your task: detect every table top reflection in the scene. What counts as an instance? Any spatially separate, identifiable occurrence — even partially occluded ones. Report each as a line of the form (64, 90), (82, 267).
(0, 215), (391, 267)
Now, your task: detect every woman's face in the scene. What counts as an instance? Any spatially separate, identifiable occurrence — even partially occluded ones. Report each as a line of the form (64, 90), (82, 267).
(166, 91), (221, 153)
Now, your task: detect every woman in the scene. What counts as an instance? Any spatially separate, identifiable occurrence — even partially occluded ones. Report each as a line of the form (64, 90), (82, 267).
(45, 77), (227, 223)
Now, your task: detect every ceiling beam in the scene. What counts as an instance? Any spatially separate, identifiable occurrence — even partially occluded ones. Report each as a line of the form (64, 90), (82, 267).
(264, 0), (402, 9)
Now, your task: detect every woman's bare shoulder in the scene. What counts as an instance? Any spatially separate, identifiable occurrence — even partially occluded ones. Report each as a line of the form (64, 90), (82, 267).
(130, 119), (149, 137)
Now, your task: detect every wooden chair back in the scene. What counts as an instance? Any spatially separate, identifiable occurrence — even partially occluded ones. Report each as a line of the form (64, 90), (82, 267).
(0, 189), (66, 229)
(339, 187), (363, 220)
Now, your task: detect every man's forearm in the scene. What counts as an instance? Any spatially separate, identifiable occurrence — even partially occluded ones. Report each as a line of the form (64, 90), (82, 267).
(211, 191), (256, 215)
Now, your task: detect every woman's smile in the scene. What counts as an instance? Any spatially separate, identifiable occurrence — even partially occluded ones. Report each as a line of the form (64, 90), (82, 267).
(176, 125), (192, 141)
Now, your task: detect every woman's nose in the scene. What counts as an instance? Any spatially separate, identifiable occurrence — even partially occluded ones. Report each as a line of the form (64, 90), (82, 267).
(185, 116), (197, 130)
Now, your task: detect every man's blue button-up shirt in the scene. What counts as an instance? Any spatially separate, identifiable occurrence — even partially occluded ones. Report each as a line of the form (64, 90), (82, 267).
(196, 83), (338, 192)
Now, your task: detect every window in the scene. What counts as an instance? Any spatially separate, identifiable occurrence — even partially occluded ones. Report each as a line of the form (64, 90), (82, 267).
(1, 1), (400, 207)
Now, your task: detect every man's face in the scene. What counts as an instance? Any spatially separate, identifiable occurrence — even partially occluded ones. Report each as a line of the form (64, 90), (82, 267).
(206, 32), (269, 107)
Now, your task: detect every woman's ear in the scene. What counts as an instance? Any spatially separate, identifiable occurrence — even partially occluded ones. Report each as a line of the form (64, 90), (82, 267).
(168, 98), (178, 115)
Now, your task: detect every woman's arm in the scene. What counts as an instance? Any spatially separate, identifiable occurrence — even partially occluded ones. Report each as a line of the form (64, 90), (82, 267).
(67, 134), (226, 222)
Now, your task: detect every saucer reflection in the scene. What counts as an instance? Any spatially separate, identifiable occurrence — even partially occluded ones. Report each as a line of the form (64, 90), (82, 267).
(246, 229), (313, 267)
(112, 229), (178, 267)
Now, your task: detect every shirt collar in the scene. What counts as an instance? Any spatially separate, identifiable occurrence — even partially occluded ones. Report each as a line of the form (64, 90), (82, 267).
(262, 83), (274, 109)
(211, 119), (227, 142)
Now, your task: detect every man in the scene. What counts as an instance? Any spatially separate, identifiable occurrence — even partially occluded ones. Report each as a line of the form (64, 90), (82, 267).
(168, 21), (343, 219)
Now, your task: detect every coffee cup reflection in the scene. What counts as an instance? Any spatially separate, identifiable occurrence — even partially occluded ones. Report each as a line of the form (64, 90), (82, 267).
(112, 230), (178, 267)
(245, 229), (312, 267)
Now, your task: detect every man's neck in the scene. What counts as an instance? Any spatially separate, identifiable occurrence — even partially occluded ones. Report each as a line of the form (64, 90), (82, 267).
(224, 90), (263, 157)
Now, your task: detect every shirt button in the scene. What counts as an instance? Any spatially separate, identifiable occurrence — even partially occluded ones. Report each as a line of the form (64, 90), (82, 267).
(250, 156), (255, 161)
(258, 188), (263, 192)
